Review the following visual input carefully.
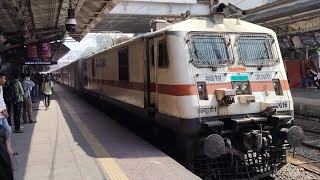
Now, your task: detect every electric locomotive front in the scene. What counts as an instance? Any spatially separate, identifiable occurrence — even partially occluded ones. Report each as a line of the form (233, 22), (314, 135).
(165, 18), (304, 179)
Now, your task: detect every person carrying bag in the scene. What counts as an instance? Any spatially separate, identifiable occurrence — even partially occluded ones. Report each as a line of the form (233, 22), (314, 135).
(42, 75), (53, 110)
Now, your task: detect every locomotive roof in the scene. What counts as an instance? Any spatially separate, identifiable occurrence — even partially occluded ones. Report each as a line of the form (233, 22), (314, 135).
(143, 17), (276, 37)
(56, 17), (277, 71)
(103, 17), (276, 52)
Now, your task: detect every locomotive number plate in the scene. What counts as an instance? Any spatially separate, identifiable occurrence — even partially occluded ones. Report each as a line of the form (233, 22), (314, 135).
(198, 106), (217, 114)
(277, 101), (288, 109)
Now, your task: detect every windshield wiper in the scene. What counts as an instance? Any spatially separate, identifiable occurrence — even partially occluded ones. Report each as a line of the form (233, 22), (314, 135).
(192, 42), (206, 60)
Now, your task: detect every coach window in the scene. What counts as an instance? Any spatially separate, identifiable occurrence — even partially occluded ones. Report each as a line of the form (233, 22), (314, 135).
(150, 45), (155, 66)
(83, 61), (88, 86)
(118, 48), (129, 81)
(92, 58), (95, 77)
(158, 40), (169, 67)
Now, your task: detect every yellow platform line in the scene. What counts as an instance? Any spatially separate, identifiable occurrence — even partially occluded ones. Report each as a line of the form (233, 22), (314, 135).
(58, 95), (129, 180)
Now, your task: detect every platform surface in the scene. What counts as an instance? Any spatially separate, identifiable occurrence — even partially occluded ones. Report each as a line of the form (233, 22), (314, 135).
(11, 84), (201, 180)
(291, 88), (320, 117)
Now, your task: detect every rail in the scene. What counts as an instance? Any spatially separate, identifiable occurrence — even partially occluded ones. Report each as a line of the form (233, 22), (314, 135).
(300, 127), (320, 151)
(302, 128), (320, 136)
(197, 0), (210, 4)
(288, 153), (320, 175)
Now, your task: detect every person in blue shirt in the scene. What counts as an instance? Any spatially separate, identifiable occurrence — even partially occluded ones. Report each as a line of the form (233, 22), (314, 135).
(21, 73), (36, 123)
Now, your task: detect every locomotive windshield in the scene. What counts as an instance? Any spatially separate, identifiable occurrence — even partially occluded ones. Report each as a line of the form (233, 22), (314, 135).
(237, 35), (279, 67)
(189, 34), (233, 68)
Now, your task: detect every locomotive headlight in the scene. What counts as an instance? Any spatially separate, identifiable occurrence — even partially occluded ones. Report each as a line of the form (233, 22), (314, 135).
(233, 84), (240, 92)
(231, 81), (251, 95)
(241, 83), (249, 93)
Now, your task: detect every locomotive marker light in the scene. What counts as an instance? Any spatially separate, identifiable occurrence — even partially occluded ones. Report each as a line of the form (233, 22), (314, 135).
(272, 79), (283, 95)
(210, 3), (226, 13)
(210, 3), (226, 25)
(197, 82), (208, 100)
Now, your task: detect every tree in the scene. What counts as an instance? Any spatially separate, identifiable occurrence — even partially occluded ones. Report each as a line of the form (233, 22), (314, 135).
(95, 34), (113, 51)
(79, 46), (96, 58)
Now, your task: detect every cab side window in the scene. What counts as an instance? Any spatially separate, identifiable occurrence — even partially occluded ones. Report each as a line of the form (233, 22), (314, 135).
(158, 40), (169, 67)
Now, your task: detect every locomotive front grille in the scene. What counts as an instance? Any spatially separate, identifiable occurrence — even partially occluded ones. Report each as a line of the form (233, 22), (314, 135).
(192, 150), (285, 180)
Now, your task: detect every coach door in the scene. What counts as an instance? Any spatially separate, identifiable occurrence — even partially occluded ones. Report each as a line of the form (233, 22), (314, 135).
(145, 38), (157, 112)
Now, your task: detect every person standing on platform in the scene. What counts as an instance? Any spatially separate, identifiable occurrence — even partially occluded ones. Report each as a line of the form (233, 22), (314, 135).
(3, 81), (12, 126)
(35, 73), (42, 97)
(11, 73), (24, 133)
(22, 73), (36, 123)
(38, 74), (44, 97)
(42, 75), (53, 110)
(0, 124), (14, 180)
(0, 73), (16, 157)
(30, 74), (37, 103)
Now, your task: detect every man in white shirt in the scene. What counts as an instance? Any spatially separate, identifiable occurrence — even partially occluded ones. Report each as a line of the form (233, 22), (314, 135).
(0, 73), (15, 156)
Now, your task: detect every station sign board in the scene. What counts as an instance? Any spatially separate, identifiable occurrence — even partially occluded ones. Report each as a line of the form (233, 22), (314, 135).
(24, 61), (57, 65)
(26, 44), (38, 58)
(41, 42), (51, 58)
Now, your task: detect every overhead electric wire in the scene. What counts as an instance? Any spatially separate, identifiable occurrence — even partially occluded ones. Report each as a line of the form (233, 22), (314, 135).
(101, 0), (125, 29)
(235, 0), (249, 5)
(105, 1), (151, 32)
(30, 1), (50, 10)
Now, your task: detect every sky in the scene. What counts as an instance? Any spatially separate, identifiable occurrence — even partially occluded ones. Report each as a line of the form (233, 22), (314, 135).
(47, 32), (134, 72)
(61, 32), (134, 62)
(221, 0), (273, 10)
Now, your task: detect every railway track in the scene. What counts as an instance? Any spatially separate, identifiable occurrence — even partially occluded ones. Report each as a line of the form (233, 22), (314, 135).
(303, 128), (320, 136)
(286, 125), (320, 175)
(288, 153), (320, 175)
(301, 128), (320, 151)
(302, 141), (320, 151)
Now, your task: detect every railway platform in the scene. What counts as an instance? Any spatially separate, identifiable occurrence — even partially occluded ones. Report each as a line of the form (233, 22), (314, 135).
(292, 88), (320, 117)
(10, 84), (200, 180)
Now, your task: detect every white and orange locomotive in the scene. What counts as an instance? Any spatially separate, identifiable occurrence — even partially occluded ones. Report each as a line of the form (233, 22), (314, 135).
(54, 4), (304, 179)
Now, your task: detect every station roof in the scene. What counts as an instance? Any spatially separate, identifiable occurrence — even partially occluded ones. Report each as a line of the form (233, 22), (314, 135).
(243, 0), (320, 35)
(1, 0), (67, 61)
(0, 0), (123, 62)
(242, 0), (320, 50)
(244, 0), (320, 23)
(7, 0), (308, 62)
